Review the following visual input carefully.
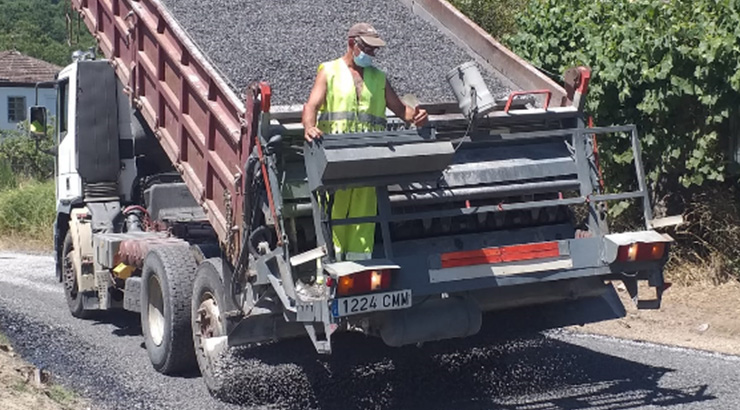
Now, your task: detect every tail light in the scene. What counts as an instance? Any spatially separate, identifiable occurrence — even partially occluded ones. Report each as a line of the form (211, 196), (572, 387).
(336, 269), (392, 296)
(616, 242), (666, 262)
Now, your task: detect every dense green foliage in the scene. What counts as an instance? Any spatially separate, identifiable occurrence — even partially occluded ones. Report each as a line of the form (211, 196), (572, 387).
(0, 0), (94, 66)
(0, 162), (17, 192)
(0, 125), (56, 245)
(449, 0), (527, 39)
(0, 122), (55, 181)
(0, 180), (55, 241)
(504, 0), (740, 205)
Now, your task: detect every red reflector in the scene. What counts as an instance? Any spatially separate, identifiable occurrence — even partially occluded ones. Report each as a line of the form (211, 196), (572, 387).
(336, 269), (392, 296)
(616, 242), (666, 262)
(441, 242), (560, 268)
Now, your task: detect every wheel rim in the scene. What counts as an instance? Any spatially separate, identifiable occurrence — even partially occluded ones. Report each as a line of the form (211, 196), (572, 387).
(148, 275), (165, 346)
(196, 293), (224, 340)
(195, 292), (226, 372)
(63, 248), (78, 298)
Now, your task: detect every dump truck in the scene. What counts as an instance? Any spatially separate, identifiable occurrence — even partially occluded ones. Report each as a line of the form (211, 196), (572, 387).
(37, 0), (677, 397)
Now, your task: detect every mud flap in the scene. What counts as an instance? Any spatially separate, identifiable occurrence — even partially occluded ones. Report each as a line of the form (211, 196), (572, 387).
(622, 269), (665, 310)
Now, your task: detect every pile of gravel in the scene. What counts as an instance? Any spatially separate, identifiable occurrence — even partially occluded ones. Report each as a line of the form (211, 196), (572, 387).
(207, 328), (575, 410)
(159, 0), (513, 106)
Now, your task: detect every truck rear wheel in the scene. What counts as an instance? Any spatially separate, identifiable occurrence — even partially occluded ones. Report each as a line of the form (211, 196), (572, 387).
(61, 231), (94, 319)
(141, 244), (198, 374)
(191, 258), (229, 397)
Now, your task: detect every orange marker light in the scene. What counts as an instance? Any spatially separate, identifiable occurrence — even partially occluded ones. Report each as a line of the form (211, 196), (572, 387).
(335, 269), (392, 296)
(337, 276), (355, 295)
(616, 242), (666, 262)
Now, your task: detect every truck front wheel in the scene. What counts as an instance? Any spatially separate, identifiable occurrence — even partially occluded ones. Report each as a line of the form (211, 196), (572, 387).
(141, 245), (198, 375)
(61, 231), (94, 319)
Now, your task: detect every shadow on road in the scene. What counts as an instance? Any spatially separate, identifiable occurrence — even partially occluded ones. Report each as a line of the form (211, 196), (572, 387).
(213, 301), (716, 410)
(89, 310), (142, 337)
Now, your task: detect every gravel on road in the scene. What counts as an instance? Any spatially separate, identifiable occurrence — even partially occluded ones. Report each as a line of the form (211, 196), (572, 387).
(1, 251), (738, 410)
(158, 0), (513, 106)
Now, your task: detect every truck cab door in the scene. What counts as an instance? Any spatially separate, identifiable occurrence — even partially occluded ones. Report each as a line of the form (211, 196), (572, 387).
(56, 65), (82, 205)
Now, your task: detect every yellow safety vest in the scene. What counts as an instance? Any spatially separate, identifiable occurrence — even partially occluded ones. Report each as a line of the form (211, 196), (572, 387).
(316, 58), (386, 261)
(317, 58), (387, 134)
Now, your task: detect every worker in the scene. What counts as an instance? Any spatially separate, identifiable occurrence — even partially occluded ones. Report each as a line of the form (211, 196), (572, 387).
(302, 22), (428, 261)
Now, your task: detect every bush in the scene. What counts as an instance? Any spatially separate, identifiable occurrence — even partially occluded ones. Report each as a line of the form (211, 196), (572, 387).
(504, 0), (740, 210)
(449, 0), (529, 38)
(0, 180), (55, 243)
(499, 0), (740, 282)
(0, 122), (55, 181)
(0, 161), (18, 192)
(666, 184), (740, 284)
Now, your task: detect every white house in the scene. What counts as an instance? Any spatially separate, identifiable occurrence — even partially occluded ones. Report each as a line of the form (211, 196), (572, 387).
(0, 51), (61, 132)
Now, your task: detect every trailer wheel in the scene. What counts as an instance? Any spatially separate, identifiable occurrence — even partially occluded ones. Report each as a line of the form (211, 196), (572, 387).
(191, 258), (229, 397)
(141, 244), (198, 374)
(61, 231), (94, 319)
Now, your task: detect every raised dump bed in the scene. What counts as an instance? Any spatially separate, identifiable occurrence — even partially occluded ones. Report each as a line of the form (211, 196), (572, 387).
(70, 0), (578, 256)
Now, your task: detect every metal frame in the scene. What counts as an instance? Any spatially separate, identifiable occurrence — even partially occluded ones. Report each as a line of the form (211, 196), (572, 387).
(306, 124), (654, 262)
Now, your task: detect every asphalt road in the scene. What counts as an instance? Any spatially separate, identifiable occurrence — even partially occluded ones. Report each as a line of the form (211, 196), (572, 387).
(0, 251), (738, 410)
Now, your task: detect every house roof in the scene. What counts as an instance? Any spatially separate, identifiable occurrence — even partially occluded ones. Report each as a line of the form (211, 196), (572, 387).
(0, 50), (62, 84)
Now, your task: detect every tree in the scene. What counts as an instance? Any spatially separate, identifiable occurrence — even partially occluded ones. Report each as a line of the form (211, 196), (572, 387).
(0, 0), (95, 66)
(504, 0), (740, 212)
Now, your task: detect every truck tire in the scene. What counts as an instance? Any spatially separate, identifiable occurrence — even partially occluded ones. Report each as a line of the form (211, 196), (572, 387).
(141, 244), (198, 375)
(191, 258), (229, 397)
(61, 231), (94, 319)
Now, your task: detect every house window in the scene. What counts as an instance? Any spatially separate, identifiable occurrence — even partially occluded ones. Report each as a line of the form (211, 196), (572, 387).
(8, 96), (27, 123)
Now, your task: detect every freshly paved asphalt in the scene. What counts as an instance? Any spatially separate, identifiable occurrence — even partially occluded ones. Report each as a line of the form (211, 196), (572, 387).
(0, 251), (737, 410)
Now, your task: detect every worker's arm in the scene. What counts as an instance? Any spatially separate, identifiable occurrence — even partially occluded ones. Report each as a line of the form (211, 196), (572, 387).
(302, 67), (328, 142)
(385, 79), (428, 127)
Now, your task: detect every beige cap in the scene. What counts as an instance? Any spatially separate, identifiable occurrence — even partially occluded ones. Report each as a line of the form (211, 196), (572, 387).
(348, 22), (386, 47)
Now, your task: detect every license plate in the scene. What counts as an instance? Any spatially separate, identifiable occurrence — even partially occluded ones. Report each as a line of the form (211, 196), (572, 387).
(332, 289), (412, 317)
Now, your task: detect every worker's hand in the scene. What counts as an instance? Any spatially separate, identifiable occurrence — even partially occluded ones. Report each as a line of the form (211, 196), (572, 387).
(304, 126), (323, 142)
(411, 106), (428, 127)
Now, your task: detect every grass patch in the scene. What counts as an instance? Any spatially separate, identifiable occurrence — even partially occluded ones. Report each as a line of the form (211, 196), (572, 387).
(0, 179), (55, 248)
(11, 380), (29, 394)
(0, 161), (18, 191)
(45, 384), (81, 407)
(0, 332), (9, 346)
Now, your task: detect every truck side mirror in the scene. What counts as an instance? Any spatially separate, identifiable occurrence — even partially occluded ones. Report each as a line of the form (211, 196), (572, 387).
(28, 106), (48, 140)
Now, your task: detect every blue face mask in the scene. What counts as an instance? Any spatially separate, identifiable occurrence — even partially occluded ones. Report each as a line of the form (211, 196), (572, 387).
(354, 51), (373, 68)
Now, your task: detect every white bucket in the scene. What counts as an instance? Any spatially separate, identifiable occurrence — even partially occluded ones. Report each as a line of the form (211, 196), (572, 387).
(446, 61), (497, 119)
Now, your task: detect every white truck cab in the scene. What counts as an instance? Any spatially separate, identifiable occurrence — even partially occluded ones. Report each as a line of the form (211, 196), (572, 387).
(55, 62), (83, 207)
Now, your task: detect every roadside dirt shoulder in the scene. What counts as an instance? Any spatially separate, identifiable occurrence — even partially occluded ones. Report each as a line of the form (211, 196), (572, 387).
(0, 235), (52, 253)
(0, 337), (89, 410)
(570, 281), (740, 356)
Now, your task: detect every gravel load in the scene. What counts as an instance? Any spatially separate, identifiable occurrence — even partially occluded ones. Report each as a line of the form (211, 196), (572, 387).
(159, 0), (513, 106)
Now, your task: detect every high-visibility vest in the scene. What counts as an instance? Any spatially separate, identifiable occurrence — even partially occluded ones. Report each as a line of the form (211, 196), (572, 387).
(316, 58), (385, 261)
(317, 58), (387, 135)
